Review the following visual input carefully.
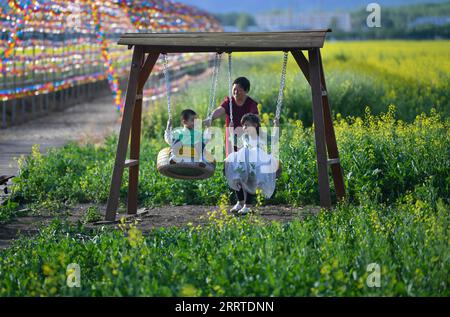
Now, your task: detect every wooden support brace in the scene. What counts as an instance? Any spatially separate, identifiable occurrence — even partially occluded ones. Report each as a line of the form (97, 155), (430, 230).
(307, 48), (332, 208)
(104, 48), (162, 221)
(291, 49), (346, 204)
(127, 52), (159, 216)
(124, 159), (139, 167)
(327, 158), (340, 165)
(318, 51), (346, 201)
(105, 46), (145, 221)
(291, 50), (311, 85)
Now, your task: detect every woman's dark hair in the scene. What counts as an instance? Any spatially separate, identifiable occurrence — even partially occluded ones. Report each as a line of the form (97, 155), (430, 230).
(180, 109), (197, 121)
(241, 113), (260, 135)
(233, 77), (250, 92)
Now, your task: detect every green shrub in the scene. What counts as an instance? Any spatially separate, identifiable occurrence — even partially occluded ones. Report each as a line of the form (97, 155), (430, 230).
(7, 108), (449, 210)
(0, 200), (20, 224)
(82, 206), (103, 224)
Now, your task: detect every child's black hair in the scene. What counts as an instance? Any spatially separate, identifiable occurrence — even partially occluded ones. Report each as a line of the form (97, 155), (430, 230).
(233, 77), (251, 92)
(180, 109), (197, 121)
(241, 113), (261, 135)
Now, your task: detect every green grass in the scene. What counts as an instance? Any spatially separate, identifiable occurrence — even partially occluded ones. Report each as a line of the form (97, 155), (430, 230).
(0, 185), (448, 296)
(0, 200), (21, 224)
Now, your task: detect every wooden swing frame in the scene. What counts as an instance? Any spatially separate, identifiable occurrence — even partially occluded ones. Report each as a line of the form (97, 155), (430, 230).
(105, 29), (345, 221)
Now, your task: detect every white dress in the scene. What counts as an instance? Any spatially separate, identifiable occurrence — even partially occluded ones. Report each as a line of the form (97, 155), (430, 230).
(224, 132), (278, 198)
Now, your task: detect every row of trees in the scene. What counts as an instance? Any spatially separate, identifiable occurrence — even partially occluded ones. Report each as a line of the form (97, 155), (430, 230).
(214, 2), (450, 39)
(213, 12), (256, 31)
(334, 2), (450, 39)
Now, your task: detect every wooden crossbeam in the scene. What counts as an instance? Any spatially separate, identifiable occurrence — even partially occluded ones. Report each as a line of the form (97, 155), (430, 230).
(124, 159), (139, 167)
(118, 30), (331, 53)
(327, 158), (340, 165)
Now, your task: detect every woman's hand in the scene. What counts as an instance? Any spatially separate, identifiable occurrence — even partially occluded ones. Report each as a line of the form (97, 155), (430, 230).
(203, 117), (212, 127)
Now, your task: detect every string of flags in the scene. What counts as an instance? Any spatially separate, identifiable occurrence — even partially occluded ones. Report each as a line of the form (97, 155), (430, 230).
(0, 0), (221, 112)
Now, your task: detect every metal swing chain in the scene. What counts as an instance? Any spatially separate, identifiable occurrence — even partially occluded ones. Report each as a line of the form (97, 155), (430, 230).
(162, 53), (172, 130)
(207, 53), (222, 120)
(275, 51), (289, 122)
(227, 52), (233, 124)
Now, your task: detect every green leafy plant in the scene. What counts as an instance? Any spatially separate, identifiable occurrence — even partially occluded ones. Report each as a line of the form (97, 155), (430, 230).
(0, 184), (447, 296)
(82, 206), (103, 224)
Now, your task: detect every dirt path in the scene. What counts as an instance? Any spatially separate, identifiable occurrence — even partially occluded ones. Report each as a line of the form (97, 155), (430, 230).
(0, 204), (321, 249)
(0, 95), (121, 176)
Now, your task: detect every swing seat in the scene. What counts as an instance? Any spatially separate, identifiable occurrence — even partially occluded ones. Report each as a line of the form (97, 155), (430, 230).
(157, 147), (216, 180)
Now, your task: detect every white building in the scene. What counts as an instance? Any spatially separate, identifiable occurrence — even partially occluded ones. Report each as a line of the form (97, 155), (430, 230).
(255, 12), (351, 32)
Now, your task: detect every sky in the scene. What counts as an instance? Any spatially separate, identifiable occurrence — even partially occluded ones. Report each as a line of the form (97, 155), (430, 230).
(174, 0), (449, 14)
(0, 0), (446, 13)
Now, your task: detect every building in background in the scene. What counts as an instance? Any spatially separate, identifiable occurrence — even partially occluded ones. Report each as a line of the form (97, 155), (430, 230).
(407, 16), (450, 28)
(255, 11), (351, 31)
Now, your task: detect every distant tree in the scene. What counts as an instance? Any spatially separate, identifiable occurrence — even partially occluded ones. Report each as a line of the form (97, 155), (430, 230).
(342, 2), (450, 39)
(236, 13), (252, 31)
(213, 12), (256, 30)
(329, 17), (341, 31)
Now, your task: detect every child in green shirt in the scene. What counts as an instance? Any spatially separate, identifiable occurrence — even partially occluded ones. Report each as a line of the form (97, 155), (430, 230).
(164, 109), (206, 163)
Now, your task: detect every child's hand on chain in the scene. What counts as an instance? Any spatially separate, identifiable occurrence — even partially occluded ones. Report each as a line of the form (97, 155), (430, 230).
(166, 118), (172, 129)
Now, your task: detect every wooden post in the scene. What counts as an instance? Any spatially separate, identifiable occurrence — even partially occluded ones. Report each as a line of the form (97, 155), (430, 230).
(105, 48), (160, 221)
(127, 52), (160, 215)
(127, 95), (142, 215)
(292, 49), (345, 206)
(308, 48), (332, 208)
(318, 51), (345, 201)
(105, 46), (144, 221)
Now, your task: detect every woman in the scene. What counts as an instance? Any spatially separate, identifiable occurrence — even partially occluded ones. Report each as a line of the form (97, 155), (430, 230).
(204, 76), (259, 213)
(204, 77), (259, 154)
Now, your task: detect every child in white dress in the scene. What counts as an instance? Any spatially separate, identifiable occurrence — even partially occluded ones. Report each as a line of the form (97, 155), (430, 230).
(224, 113), (278, 215)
